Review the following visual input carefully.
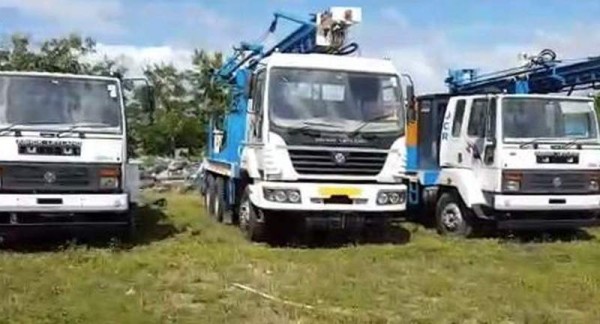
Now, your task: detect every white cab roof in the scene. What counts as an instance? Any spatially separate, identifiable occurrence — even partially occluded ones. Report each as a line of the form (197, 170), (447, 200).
(0, 71), (120, 82)
(263, 53), (398, 75)
(453, 93), (593, 102)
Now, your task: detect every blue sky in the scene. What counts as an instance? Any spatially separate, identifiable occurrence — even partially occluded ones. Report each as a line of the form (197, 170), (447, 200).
(1, 0), (599, 91)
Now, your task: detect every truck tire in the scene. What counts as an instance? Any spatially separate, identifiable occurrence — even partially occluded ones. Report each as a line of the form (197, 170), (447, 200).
(124, 205), (137, 242)
(214, 177), (226, 223)
(205, 174), (216, 218)
(436, 192), (474, 237)
(238, 187), (267, 242)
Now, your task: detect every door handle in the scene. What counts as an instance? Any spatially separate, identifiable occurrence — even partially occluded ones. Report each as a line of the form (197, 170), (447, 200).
(457, 153), (463, 163)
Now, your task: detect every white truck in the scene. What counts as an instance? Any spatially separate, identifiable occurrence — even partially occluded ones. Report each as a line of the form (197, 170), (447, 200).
(409, 93), (600, 236)
(203, 8), (409, 241)
(0, 71), (147, 238)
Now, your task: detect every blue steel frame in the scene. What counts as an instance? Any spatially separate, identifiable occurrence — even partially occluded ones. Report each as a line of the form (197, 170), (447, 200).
(446, 56), (600, 95)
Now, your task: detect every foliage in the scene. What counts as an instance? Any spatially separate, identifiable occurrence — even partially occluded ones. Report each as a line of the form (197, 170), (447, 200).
(0, 33), (225, 157)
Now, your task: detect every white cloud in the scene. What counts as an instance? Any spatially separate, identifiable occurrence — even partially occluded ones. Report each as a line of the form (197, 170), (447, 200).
(92, 44), (194, 76)
(366, 9), (600, 94)
(0, 0), (123, 34)
(139, 2), (236, 51)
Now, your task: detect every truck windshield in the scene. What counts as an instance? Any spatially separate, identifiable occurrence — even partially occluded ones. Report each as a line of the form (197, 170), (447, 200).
(0, 75), (122, 133)
(502, 98), (599, 142)
(268, 68), (404, 134)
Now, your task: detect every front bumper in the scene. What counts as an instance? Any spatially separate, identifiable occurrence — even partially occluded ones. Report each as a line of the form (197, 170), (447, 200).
(249, 181), (407, 212)
(493, 194), (600, 211)
(0, 194), (129, 213)
(497, 218), (600, 230)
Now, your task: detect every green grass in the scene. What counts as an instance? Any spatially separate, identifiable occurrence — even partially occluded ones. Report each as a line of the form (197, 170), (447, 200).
(2, 193), (600, 323)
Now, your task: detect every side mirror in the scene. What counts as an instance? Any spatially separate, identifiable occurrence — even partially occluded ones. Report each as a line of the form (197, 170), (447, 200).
(123, 77), (155, 114)
(405, 84), (417, 122)
(143, 85), (156, 116)
(122, 79), (135, 92)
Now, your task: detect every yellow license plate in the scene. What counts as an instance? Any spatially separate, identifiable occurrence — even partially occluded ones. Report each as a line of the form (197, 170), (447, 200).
(318, 186), (362, 198)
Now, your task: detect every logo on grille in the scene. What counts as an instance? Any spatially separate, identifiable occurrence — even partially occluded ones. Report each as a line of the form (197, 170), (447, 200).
(553, 177), (562, 188)
(333, 152), (347, 165)
(43, 171), (57, 184)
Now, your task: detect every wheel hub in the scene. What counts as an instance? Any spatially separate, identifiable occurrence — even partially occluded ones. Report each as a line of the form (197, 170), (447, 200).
(441, 203), (463, 231)
(239, 200), (250, 228)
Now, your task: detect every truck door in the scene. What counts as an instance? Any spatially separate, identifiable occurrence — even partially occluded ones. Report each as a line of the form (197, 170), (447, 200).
(417, 96), (450, 170)
(248, 70), (266, 143)
(465, 98), (488, 169)
(466, 97), (498, 192)
(440, 98), (467, 168)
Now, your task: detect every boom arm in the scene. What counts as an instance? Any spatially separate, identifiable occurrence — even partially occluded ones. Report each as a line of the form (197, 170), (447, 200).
(215, 7), (361, 84)
(446, 49), (600, 94)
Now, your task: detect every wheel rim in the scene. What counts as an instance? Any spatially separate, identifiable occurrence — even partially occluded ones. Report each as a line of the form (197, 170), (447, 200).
(239, 198), (251, 231)
(440, 202), (464, 232)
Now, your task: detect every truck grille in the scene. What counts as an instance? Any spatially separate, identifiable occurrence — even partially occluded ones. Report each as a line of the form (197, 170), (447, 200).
(520, 171), (591, 194)
(1, 163), (117, 193)
(288, 149), (387, 176)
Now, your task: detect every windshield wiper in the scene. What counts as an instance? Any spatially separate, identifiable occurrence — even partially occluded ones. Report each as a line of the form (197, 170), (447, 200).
(518, 138), (554, 149)
(349, 113), (396, 137)
(561, 138), (585, 149)
(57, 122), (113, 138)
(0, 124), (26, 136)
(288, 121), (342, 135)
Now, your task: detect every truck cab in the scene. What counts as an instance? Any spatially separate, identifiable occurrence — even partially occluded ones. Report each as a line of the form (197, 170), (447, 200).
(204, 53), (408, 241)
(0, 72), (146, 236)
(413, 93), (600, 235)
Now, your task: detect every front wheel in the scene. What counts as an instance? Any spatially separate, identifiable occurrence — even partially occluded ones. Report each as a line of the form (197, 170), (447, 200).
(238, 187), (267, 242)
(436, 192), (474, 237)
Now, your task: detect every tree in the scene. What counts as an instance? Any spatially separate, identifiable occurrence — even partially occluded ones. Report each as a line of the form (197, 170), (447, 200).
(0, 33), (115, 74)
(189, 50), (228, 122)
(136, 63), (205, 156)
(0, 32), (226, 158)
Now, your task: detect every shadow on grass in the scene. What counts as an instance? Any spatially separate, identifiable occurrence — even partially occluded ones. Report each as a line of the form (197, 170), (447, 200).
(266, 225), (413, 249)
(405, 210), (598, 244)
(497, 228), (596, 244)
(0, 201), (179, 253)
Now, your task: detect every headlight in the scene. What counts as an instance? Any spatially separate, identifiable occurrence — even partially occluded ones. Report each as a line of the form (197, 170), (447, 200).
(263, 188), (301, 204)
(274, 190), (287, 203)
(287, 190), (301, 203)
(389, 192), (401, 204)
(503, 171), (521, 192)
(590, 179), (600, 192)
(505, 180), (520, 191)
(100, 177), (119, 189)
(376, 190), (405, 205)
(99, 167), (120, 189)
(377, 192), (389, 205)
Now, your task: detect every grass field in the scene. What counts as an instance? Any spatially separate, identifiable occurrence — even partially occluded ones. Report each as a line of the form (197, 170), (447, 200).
(2, 193), (600, 323)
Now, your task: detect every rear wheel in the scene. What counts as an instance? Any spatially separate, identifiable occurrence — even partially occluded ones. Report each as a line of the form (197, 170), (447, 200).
(238, 187), (267, 242)
(214, 177), (226, 223)
(205, 174), (216, 218)
(436, 192), (474, 237)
